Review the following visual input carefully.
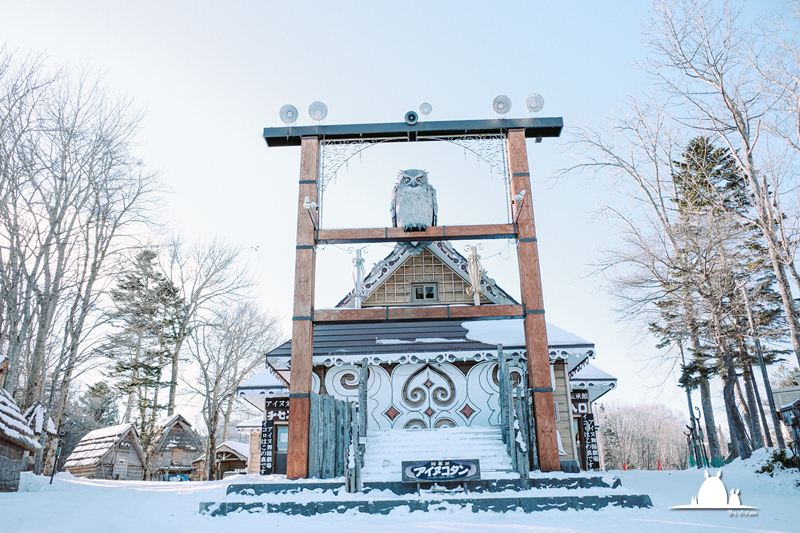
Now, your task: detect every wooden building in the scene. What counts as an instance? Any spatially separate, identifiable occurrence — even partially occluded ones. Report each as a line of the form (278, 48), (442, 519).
(239, 241), (618, 477)
(215, 441), (249, 479)
(63, 423), (146, 480)
(142, 413), (203, 481)
(0, 355), (42, 491)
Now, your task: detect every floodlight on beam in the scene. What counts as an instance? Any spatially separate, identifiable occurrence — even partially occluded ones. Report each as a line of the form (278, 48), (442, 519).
(303, 196), (319, 230)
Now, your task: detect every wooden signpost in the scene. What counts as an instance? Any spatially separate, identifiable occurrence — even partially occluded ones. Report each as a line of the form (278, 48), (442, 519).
(270, 118), (564, 478)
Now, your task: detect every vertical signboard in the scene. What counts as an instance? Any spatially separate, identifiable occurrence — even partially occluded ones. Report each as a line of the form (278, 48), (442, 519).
(583, 414), (600, 470)
(261, 421), (274, 475)
(260, 398), (289, 475)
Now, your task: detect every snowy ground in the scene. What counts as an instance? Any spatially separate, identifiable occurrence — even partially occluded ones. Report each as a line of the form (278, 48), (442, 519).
(1, 449), (797, 533)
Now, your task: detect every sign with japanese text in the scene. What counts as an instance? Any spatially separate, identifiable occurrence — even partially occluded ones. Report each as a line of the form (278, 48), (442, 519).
(571, 389), (590, 415)
(260, 420), (274, 475)
(264, 398), (289, 422)
(401, 459), (481, 482)
(583, 414), (600, 470)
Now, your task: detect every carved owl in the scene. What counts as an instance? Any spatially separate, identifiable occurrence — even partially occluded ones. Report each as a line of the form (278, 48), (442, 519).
(390, 169), (438, 231)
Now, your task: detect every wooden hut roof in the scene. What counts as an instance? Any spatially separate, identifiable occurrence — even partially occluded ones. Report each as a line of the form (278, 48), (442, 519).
(0, 388), (41, 452)
(63, 423), (145, 469)
(142, 413), (203, 458)
(217, 441), (248, 461)
(23, 402), (57, 437)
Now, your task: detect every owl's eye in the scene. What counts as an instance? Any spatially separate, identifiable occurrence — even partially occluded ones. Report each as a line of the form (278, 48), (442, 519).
(416, 177), (421, 182)
(405, 178), (410, 183)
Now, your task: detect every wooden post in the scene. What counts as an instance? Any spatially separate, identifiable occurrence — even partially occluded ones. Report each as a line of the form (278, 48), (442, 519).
(506, 129), (560, 472)
(287, 136), (320, 479)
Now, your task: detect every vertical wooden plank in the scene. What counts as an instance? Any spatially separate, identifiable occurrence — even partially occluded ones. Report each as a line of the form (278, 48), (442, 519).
(497, 345), (507, 445)
(322, 395), (335, 478)
(358, 359), (368, 459)
(506, 129), (559, 472)
(287, 136), (320, 479)
(334, 400), (344, 477)
(307, 392), (319, 477)
(316, 393), (325, 477)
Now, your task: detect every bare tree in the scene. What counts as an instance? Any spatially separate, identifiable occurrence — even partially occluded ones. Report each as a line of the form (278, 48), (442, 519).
(598, 402), (689, 470)
(644, 0), (800, 367)
(185, 302), (280, 480)
(0, 47), (161, 474)
(161, 237), (256, 416)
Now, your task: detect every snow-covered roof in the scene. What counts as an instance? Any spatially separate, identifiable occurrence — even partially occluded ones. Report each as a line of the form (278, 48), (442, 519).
(236, 417), (263, 434)
(218, 440), (249, 461)
(142, 413), (203, 460)
(23, 402), (57, 437)
(63, 423), (145, 469)
(0, 389), (41, 452)
(569, 363), (618, 402)
(238, 367), (290, 409)
(265, 319), (595, 375)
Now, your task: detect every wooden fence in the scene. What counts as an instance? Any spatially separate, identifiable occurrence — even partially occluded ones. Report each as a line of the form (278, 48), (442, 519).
(497, 345), (537, 476)
(307, 391), (363, 492)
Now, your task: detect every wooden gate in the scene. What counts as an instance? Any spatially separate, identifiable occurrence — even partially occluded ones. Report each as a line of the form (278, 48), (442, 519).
(307, 392), (363, 491)
(497, 345), (537, 476)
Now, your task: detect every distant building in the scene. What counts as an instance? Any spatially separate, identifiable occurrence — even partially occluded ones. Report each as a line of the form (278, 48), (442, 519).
(142, 413), (203, 481)
(0, 355), (42, 491)
(63, 423), (146, 480)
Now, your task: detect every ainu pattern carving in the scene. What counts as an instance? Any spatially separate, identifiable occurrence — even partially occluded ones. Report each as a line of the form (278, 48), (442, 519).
(323, 360), (526, 430)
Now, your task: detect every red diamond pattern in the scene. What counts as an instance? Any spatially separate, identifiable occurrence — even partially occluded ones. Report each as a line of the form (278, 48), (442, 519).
(423, 379), (434, 388)
(425, 407), (435, 417)
(384, 405), (400, 421)
(460, 404), (475, 419)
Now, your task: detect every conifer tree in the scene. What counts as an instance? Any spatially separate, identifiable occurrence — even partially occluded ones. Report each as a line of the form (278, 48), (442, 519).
(101, 249), (183, 439)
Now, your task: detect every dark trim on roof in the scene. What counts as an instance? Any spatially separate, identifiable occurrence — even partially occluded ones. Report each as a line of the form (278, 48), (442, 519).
(263, 117), (563, 147)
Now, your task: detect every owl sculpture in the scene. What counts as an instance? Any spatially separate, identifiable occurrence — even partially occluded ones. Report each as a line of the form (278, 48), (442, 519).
(390, 169), (438, 255)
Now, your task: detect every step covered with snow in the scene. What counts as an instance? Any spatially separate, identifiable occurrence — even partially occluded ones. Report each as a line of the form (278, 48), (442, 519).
(361, 426), (515, 481)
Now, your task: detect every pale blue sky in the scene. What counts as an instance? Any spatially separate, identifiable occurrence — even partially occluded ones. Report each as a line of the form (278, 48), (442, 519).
(2, 1), (781, 427)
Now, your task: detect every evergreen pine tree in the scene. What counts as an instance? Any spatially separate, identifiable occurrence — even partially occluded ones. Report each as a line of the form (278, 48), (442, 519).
(101, 249), (184, 439)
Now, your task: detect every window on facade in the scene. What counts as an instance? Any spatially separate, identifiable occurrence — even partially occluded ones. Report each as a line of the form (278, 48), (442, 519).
(411, 283), (439, 303)
(172, 447), (184, 465)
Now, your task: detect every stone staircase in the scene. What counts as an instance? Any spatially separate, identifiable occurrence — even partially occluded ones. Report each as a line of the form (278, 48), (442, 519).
(362, 426), (514, 481)
(199, 426), (653, 516)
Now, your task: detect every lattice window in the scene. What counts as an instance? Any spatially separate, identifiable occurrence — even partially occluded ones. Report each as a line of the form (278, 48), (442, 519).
(364, 248), (488, 306)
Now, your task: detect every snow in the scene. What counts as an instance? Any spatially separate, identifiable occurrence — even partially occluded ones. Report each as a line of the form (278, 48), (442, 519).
(221, 440), (250, 459)
(361, 426), (514, 481)
(462, 319), (591, 348)
(0, 388), (41, 452)
(375, 338), (467, 345)
(2, 449), (798, 533)
(240, 369), (289, 389)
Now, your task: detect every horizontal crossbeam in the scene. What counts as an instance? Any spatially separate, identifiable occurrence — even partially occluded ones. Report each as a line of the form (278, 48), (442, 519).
(312, 305), (524, 323)
(263, 117), (563, 147)
(315, 224), (516, 245)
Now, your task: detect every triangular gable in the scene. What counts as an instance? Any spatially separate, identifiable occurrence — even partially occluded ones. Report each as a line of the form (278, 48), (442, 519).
(336, 242), (517, 308)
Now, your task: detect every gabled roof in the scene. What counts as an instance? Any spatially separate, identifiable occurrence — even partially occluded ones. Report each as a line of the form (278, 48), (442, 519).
(0, 389), (41, 452)
(142, 413), (203, 459)
(217, 440), (248, 461)
(63, 423), (145, 469)
(336, 242), (518, 307)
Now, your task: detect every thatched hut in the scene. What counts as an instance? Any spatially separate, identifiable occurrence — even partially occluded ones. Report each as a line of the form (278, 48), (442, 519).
(63, 423), (146, 480)
(142, 413), (203, 481)
(0, 356), (42, 491)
